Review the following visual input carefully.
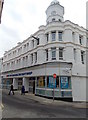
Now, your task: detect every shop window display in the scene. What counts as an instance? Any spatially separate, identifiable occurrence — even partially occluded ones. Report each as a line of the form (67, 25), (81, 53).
(37, 76), (45, 87)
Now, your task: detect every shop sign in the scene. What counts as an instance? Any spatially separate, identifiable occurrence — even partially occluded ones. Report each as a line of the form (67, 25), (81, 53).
(60, 77), (68, 89)
(49, 76), (56, 88)
(7, 71), (32, 77)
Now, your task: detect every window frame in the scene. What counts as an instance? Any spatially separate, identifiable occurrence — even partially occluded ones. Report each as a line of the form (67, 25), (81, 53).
(59, 48), (63, 60)
(81, 51), (84, 64)
(51, 31), (56, 41)
(51, 47), (56, 60)
(58, 32), (63, 41)
(46, 49), (48, 61)
(79, 35), (83, 45)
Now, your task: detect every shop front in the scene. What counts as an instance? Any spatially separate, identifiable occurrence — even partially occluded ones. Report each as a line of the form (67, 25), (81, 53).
(2, 62), (72, 99)
(35, 76), (72, 99)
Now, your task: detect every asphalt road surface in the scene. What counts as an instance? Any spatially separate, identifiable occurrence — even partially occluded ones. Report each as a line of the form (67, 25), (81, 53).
(2, 90), (87, 118)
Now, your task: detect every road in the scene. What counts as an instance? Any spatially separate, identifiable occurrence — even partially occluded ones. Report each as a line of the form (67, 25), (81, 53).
(2, 90), (87, 118)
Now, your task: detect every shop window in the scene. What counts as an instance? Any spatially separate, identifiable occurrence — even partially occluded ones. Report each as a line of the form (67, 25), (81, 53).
(37, 76), (45, 87)
(60, 77), (71, 89)
(56, 76), (59, 88)
(47, 76), (59, 88)
(68, 77), (71, 89)
(47, 77), (49, 87)
(48, 76), (56, 88)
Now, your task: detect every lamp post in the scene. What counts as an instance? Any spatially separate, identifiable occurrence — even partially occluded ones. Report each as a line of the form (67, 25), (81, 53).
(53, 73), (56, 101)
(32, 36), (39, 41)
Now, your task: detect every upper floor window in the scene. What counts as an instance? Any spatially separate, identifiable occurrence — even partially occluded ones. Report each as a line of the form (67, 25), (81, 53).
(32, 40), (34, 48)
(52, 18), (55, 22)
(58, 32), (63, 41)
(27, 43), (29, 49)
(31, 54), (33, 64)
(7, 63), (10, 67)
(51, 32), (56, 41)
(26, 56), (28, 61)
(59, 19), (62, 22)
(18, 48), (20, 53)
(14, 50), (16, 55)
(4, 55), (7, 59)
(37, 39), (39, 45)
(81, 51), (85, 64)
(72, 32), (75, 42)
(8, 53), (11, 57)
(24, 44), (26, 48)
(46, 34), (49, 42)
(46, 49), (48, 61)
(79, 35), (83, 45)
(51, 48), (56, 60)
(59, 48), (63, 60)
(35, 52), (37, 63)
(74, 48), (76, 61)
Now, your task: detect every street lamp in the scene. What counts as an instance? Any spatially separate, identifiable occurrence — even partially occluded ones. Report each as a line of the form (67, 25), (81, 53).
(32, 36), (39, 41)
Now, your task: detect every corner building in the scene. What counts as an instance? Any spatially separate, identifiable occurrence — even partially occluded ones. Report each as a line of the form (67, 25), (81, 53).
(2, 0), (88, 101)
(0, 0), (4, 23)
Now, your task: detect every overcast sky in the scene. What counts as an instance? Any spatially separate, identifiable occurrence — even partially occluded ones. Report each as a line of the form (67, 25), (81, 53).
(0, 0), (87, 57)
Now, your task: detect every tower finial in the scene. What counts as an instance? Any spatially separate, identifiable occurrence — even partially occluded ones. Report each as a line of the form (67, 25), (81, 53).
(51, 0), (59, 5)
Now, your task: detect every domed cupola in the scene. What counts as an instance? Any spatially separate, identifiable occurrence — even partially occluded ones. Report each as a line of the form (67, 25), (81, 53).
(46, 0), (64, 24)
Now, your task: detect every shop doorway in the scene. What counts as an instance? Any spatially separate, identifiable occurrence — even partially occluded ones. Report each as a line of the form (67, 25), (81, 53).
(18, 78), (22, 90)
(33, 81), (35, 94)
(29, 77), (35, 94)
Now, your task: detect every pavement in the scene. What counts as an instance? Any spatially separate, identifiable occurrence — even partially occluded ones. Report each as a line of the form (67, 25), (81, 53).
(1, 89), (88, 109)
(14, 90), (87, 109)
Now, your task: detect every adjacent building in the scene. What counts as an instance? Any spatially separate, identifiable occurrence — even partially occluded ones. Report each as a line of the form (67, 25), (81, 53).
(0, 0), (4, 23)
(0, 58), (3, 86)
(1, 0), (88, 101)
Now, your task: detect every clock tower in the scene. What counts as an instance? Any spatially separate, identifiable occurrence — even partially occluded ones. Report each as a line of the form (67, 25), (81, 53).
(46, 0), (64, 24)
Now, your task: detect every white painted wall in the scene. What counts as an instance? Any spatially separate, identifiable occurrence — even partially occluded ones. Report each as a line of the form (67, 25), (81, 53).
(72, 77), (86, 101)
(23, 77), (29, 91)
(13, 78), (18, 90)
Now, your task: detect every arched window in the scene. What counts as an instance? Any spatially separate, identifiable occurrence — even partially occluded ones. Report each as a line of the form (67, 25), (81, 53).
(52, 18), (55, 21)
(59, 19), (62, 22)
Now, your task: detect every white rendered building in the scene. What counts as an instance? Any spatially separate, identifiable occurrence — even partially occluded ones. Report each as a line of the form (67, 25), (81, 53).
(0, 58), (3, 85)
(1, 0), (88, 101)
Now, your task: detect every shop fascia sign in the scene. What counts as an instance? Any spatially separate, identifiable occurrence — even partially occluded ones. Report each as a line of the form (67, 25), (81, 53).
(6, 71), (32, 77)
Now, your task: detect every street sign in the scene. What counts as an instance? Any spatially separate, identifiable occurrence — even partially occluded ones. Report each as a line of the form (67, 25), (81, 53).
(53, 73), (56, 78)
